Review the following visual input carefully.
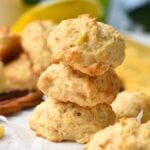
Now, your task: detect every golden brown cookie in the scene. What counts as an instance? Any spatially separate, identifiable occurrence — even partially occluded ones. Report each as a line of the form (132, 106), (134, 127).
(4, 53), (38, 92)
(22, 20), (56, 75)
(86, 118), (150, 150)
(0, 26), (22, 63)
(48, 14), (125, 76)
(0, 90), (43, 115)
(112, 91), (150, 123)
(38, 63), (120, 107)
(30, 97), (116, 144)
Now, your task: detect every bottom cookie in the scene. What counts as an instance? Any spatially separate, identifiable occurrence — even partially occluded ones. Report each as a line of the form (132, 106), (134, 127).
(0, 90), (43, 115)
(30, 97), (116, 144)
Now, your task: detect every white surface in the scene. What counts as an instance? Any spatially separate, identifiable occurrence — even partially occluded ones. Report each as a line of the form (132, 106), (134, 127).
(0, 109), (84, 150)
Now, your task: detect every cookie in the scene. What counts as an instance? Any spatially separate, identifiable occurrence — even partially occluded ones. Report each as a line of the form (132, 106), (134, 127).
(48, 14), (125, 76)
(86, 118), (150, 150)
(38, 63), (120, 107)
(112, 91), (150, 123)
(30, 97), (115, 144)
(22, 20), (56, 75)
(4, 53), (38, 92)
(0, 26), (22, 63)
(0, 90), (43, 115)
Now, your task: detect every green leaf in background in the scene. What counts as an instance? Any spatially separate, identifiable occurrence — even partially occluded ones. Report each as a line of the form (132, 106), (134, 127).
(22, 0), (41, 5)
(98, 0), (110, 22)
(128, 3), (150, 32)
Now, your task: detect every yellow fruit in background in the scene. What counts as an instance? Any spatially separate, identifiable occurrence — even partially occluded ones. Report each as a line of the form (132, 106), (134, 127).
(11, 0), (102, 33)
(0, 124), (4, 139)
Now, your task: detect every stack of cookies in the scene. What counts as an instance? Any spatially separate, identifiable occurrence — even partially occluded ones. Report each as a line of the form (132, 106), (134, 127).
(30, 14), (125, 144)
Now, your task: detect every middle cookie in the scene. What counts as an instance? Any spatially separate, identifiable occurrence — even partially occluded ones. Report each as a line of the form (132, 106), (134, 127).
(38, 63), (120, 107)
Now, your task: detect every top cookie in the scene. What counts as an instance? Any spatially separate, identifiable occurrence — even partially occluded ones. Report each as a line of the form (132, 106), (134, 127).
(48, 14), (125, 76)
(22, 20), (56, 75)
